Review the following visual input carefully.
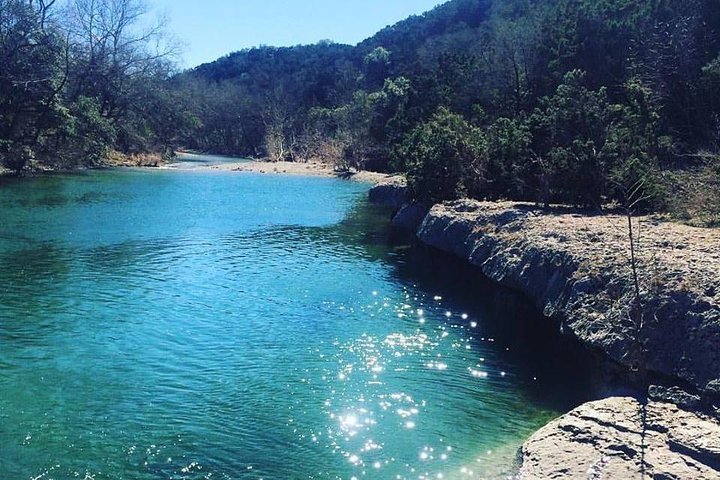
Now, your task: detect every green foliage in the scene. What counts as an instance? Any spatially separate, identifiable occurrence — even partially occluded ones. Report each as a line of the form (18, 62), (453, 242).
(0, 0), (67, 172)
(604, 78), (666, 211)
(529, 70), (612, 206)
(400, 107), (486, 203)
(62, 97), (117, 165)
(0, 0), (181, 173)
(363, 47), (391, 89)
(174, 0), (720, 213)
(484, 117), (533, 199)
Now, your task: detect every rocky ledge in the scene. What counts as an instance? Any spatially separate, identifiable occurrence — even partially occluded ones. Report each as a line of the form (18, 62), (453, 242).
(520, 396), (720, 479)
(367, 176), (408, 209)
(368, 193), (720, 477)
(415, 200), (720, 400)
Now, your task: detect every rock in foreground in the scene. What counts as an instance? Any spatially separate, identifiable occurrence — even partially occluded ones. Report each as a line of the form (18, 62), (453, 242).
(519, 397), (720, 479)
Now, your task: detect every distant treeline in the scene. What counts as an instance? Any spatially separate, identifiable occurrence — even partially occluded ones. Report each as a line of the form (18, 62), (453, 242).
(3, 0), (720, 222)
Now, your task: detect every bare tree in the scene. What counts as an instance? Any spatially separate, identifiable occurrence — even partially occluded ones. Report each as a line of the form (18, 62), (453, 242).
(262, 87), (292, 162)
(63, 0), (178, 118)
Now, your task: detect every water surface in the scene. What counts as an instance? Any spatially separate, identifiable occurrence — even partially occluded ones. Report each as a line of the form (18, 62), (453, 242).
(0, 169), (594, 479)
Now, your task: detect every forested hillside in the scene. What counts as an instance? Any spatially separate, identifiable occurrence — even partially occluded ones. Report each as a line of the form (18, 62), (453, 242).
(3, 0), (720, 222)
(176, 0), (720, 220)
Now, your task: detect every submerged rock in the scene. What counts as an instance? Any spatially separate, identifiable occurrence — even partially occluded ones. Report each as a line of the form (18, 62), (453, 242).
(519, 396), (720, 479)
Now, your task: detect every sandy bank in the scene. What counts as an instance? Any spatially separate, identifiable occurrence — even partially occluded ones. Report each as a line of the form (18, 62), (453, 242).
(164, 158), (395, 184)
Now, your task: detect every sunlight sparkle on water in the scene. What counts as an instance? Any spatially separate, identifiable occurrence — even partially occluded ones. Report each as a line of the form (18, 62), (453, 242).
(315, 292), (528, 478)
(0, 166), (590, 480)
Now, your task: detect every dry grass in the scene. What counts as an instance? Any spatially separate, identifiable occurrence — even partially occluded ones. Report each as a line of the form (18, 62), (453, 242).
(105, 150), (165, 167)
(664, 159), (720, 228)
(444, 200), (720, 296)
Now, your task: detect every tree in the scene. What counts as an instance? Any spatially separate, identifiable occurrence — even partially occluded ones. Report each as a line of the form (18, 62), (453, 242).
(362, 47), (391, 89)
(529, 70), (612, 207)
(604, 77), (666, 211)
(400, 107), (486, 202)
(484, 116), (533, 199)
(482, 4), (544, 116)
(63, 0), (178, 152)
(0, 0), (67, 172)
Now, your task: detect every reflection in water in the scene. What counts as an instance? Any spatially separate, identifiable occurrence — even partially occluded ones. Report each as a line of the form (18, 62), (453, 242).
(0, 169), (597, 479)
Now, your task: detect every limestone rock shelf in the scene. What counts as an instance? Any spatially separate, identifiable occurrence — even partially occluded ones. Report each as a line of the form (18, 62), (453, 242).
(368, 183), (720, 478)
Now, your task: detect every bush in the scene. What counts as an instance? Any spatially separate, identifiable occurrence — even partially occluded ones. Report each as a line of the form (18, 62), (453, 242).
(529, 70), (612, 207)
(665, 155), (720, 226)
(484, 117), (533, 200)
(399, 107), (486, 203)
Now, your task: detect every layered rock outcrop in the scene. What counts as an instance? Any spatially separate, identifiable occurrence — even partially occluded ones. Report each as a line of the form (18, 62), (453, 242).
(368, 188), (720, 477)
(414, 200), (720, 399)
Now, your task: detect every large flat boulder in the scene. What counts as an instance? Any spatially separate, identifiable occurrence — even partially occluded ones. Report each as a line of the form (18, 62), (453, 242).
(519, 397), (720, 479)
(368, 176), (408, 209)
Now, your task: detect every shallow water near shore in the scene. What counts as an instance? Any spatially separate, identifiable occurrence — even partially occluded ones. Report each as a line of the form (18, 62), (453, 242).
(0, 168), (595, 479)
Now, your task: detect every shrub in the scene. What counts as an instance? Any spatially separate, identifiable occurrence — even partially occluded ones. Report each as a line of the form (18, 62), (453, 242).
(400, 107), (486, 203)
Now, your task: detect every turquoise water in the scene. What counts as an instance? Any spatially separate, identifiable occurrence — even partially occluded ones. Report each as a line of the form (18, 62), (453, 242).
(0, 168), (593, 479)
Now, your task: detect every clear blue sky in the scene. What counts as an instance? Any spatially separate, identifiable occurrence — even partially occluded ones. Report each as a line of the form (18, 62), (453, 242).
(151, 0), (446, 68)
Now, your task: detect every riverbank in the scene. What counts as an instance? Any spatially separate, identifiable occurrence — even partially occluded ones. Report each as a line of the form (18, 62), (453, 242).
(2, 151), (395, 184)
(0, 151), (166, 177)
(104, 151), (166, 168)
(166, 157), (395, 184)
(369, 180), (720, 477)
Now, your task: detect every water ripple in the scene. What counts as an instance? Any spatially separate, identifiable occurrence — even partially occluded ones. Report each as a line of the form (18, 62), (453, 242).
(0, 170), (593, 479)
